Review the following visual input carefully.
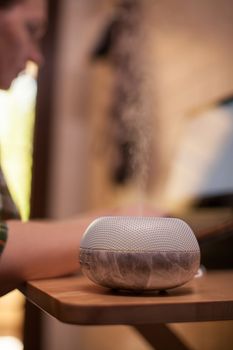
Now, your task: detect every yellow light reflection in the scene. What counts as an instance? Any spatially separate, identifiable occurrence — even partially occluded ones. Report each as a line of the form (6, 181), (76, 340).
(0, 336), (23, 350)
(0, 61), (37, 220)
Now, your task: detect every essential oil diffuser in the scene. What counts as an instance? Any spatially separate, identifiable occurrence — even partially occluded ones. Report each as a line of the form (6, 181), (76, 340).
(80, 216), (200, 291)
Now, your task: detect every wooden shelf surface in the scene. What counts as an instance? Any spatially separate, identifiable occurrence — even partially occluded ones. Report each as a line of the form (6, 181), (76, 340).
(22, 270), (233, 325)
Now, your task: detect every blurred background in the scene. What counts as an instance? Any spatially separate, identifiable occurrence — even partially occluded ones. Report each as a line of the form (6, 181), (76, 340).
(0, 0), (232, 349)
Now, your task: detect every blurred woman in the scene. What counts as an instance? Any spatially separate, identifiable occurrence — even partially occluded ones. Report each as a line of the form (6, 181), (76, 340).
(0, 0), (97, 296)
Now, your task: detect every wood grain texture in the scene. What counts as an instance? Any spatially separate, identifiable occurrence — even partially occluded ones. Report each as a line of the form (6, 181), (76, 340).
(22, 270), (233, 325)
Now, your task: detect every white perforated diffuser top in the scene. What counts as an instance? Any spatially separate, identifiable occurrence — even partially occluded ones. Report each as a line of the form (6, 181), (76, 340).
(80, 217), (199, 252)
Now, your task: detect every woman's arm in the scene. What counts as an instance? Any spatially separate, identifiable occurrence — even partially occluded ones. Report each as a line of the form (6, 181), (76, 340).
(0, 215), (94, 296)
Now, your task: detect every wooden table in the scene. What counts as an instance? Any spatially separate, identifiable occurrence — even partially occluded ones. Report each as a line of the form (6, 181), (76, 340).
(23, 270), (233, 350)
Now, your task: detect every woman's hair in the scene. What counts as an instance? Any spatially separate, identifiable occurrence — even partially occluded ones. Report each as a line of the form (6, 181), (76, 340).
(0, 0), (23, 8)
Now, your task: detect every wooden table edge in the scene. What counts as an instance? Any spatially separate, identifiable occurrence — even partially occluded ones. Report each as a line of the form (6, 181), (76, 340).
(21, 270), (233, 325)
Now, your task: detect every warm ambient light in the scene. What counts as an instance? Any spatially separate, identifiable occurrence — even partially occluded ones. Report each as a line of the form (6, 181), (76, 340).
(0, 336), (23, 350)
(0, 61), (37, 220)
